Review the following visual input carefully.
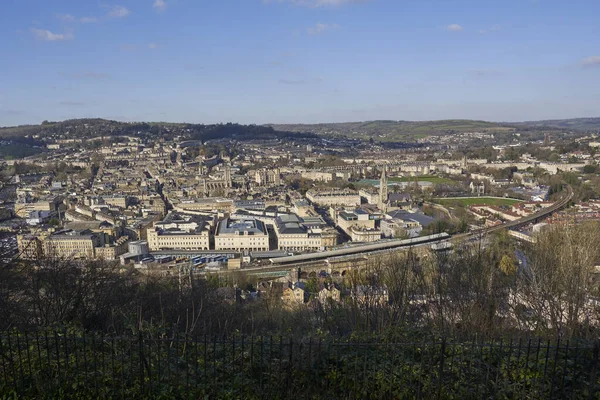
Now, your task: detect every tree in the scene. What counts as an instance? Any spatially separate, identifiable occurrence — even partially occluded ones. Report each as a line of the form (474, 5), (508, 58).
(48, 218), (60, 226)
(548, 153), (561, 162)
(515, 222), (600, 337)
(499, 255), (517, 276)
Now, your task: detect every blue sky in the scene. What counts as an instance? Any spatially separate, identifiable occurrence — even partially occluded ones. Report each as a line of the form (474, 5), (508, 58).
(1, 0), (599, 126)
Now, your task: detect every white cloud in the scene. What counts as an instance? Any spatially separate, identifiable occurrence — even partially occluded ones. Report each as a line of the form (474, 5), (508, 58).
(307, 23), (339, 35)
(153, 0), (168, 11)
(58, 14), (75, 22)
(446, 24), (464, 32)
(264, 0), (369, 7)
(58, 13), (98, 23)
(148, 43), (159, 49)
(109, 6), (130, 18)
(582, 56), (600, 67)
(31, 28), (73, 41)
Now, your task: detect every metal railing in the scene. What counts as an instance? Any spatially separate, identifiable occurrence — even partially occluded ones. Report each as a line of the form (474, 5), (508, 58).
(0, 331), (598, 399)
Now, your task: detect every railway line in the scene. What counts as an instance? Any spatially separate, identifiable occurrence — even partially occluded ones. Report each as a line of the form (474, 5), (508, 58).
(453, 184), (573, 240)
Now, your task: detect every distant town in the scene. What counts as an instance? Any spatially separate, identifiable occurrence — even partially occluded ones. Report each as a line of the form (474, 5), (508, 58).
(1, 118), (599, 306)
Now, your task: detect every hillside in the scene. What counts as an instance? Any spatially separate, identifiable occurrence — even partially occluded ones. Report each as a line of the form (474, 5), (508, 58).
(0, 119), (317, 142)
(2, 117), (597, 146)
(0, 119), (320, 160)
(513, 117), (600, 132)
(268, 119), (516, 141)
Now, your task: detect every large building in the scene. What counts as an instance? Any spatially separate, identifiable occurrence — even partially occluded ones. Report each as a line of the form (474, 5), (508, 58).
(95, 236), (130, 260)
(254, 168), (281, 186)
(101, 195), (130, 209)
(147, 213), (212, 251)
(306, 189), (361, 207)
(380, 210), (435, 238)
(18, 229), (130, 260)
(359, 188), (379, 205)
(174, 198), (234, 213)
(274, 214), (336, 252)
(15, 195), (63, 218)
(336, 209), (382, 243)
(45, 229), (105, 259)
(300, 170), (334, 183)
(215, 218), (269, 251)
(16, 234), (45, 259)
(347, 226), (382, 243)
(292, 199), (314, 217)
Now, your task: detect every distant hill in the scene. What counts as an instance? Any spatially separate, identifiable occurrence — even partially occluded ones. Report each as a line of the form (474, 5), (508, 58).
(0, 119), (317, 142)
(2, 117), (598, 146)
(512, 117), (600, 132)
(268, 120), (516, 141)
(0, 119), (320, 160)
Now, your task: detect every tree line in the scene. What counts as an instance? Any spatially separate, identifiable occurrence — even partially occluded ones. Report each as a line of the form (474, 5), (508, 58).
(2, 222), (599, 341)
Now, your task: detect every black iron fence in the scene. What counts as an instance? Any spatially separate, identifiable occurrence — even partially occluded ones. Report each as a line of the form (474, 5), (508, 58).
(0, 331), (599, 399)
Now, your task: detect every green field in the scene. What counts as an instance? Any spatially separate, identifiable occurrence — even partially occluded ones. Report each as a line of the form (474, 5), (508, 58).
(389, 176), (456, 184)
(434, 197), (522, 207)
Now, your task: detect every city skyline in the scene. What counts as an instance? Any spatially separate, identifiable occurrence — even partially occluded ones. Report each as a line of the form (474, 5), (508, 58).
(1, 0), (600, 126)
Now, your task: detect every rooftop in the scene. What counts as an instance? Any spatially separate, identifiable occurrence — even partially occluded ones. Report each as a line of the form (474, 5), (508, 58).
(387, 210), (436, 227)
(218, 218), (267, 235)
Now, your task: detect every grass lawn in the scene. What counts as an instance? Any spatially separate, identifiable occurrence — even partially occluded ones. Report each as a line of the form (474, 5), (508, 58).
(388, 176), (456, 184)
(434, 197), (523, 207)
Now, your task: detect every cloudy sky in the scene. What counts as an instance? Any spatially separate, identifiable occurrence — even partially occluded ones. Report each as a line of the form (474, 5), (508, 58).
(1, 0), (599, 126)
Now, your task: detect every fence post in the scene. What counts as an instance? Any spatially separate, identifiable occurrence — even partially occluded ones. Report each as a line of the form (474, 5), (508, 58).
(0, 336), (9, 390)
(138, 331), (144, 395)
(287, 337), (293, 397)
(437, 338), (446, 400)
(560, 340), (569, 397)
(7, 333), (19, 394)
(549, 338), (560, 398)
(588, 341), (599, 400)
(24, 332), (32, 389)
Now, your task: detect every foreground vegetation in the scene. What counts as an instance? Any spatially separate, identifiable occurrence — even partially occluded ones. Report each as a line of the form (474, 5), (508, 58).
(1, 331), (597, 399)
(2, 217), (600, 397)
(2, 223), (599, 340)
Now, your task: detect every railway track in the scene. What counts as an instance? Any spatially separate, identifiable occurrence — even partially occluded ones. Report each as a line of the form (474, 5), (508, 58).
(454, 184), (573, 240)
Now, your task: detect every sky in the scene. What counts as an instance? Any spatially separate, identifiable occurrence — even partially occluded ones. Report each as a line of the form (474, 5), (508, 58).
(1, 0), (600, 126)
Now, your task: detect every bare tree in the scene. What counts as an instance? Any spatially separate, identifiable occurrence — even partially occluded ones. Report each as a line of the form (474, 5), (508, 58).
(515, 222), (600, 338)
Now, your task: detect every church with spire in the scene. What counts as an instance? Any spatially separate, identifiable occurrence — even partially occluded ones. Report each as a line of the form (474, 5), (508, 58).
(378, 166), (389, 212)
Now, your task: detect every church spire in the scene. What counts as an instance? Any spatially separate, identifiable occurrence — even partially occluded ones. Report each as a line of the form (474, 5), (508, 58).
(379, 166), (388, 212)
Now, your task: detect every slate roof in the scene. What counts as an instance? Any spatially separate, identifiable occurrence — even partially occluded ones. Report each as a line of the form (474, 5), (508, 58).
(387, 210), (435, 227)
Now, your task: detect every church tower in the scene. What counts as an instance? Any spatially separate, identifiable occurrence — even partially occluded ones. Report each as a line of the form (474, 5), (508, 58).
(379, 166), (388, 212)
(224, 164), (232, 188)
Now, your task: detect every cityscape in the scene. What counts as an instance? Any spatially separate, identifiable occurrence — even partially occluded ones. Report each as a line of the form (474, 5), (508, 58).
(2, 120), (590, 277)
(2, 0), (600, 398)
